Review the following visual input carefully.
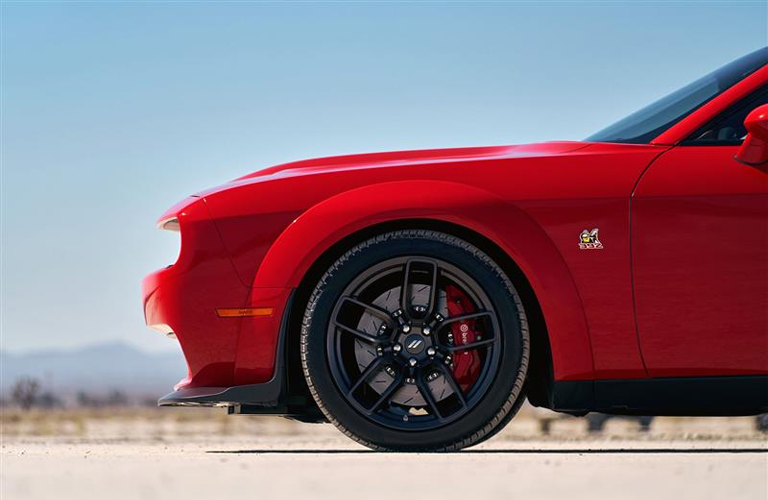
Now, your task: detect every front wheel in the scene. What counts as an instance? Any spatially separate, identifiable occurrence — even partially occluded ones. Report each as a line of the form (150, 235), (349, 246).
(301, 230), (530, 451)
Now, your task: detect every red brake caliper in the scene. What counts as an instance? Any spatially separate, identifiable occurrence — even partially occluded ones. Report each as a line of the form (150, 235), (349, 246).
(445, 285), (482, 391)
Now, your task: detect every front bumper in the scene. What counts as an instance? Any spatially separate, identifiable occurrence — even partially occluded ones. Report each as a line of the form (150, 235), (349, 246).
(156, 291), (292, 408)
(155, 289), (325, 420)
(142, 197), (258, 389)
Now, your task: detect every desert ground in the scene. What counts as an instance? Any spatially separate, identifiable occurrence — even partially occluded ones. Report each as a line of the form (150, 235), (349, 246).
(2, 406), (766, 500)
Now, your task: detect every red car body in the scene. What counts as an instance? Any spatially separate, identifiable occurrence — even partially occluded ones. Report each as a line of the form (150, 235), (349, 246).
(143, 51), (768, 417)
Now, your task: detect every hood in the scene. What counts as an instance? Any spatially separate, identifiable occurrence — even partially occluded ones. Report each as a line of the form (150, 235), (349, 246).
(235, 141), (588, 181)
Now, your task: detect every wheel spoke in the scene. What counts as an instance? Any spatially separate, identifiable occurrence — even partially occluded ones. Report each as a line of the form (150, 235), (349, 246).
(333, 321), (385, 345)
(438, 311), (493, 327)
(436, 363), (467, 407)
(423, 260), (439, 317)
(340, 297), (395, 326)
(368, 371), (405, 413)
(400, 259), (439, 318)
(416, 369), (443, 419)
(332, 296), (396, 344)
(347, 357), (386, 396)
(446, 337), (498, 352)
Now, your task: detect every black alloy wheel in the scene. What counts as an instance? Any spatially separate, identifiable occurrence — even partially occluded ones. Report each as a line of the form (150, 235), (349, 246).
(301, 230), (530, 451)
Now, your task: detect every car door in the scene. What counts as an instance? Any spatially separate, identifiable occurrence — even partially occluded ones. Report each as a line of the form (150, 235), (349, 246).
(632, 88), (768, 377)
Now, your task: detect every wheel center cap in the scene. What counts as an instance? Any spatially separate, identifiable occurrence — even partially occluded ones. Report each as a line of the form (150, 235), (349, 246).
(404, 333), (426, 355)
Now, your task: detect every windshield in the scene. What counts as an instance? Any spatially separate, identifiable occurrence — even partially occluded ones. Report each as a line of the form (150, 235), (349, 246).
(586, 47), (768, 144)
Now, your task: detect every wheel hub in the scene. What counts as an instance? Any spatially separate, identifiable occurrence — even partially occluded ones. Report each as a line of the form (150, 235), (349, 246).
(403, 333), (427, 355)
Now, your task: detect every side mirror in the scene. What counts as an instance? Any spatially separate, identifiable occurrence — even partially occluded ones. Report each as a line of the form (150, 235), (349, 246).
(735, 103), (768, 165)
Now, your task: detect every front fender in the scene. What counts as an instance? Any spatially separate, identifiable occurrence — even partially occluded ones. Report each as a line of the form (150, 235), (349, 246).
(253, 180), (594, 381)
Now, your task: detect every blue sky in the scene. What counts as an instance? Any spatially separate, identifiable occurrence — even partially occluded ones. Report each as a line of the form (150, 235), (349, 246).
(1, 1), (766, 353)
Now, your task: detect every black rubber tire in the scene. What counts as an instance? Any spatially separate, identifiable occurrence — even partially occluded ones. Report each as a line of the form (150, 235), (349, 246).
(757, 413), (768, 433)
(300, 230), (530, 451)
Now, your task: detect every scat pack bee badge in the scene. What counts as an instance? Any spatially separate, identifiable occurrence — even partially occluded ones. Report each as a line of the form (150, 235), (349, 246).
(579, 228), (603, 250)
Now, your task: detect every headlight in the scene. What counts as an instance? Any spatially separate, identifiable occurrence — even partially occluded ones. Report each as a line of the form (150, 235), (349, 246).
(158, 216), (180, 232)
(156, 216), (181, 268)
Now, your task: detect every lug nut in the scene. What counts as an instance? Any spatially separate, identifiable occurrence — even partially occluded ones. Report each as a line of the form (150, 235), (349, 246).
(426, 347), (436, 356)
(393, 344), (402, 353)
(401, 324), (411, 333)
(422, 326), (432, 336)
(409, 358), (418, 367)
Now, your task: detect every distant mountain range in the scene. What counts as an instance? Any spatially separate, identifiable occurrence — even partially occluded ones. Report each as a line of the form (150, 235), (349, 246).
(0, 342), (187, 398)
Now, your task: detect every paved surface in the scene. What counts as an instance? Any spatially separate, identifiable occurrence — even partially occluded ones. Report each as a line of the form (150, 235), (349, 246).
(3, 435), (766, 500)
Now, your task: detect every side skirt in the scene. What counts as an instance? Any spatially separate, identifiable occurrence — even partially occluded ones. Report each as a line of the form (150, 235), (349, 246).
(549, 375), (768, 416)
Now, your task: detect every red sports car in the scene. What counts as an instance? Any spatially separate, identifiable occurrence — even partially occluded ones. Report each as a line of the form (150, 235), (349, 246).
(143, 48), (768, 451)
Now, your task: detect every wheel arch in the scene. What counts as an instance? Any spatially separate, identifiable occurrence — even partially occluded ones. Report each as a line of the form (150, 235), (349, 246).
(282, 218), (556, 407)
(265, 180), (593, 405)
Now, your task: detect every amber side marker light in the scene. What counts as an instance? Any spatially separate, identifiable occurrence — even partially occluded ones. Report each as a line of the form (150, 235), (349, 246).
(216, 307), (274, 318)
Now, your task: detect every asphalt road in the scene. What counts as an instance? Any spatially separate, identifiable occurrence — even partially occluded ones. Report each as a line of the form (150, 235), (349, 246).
(3, 436), (766, 500)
